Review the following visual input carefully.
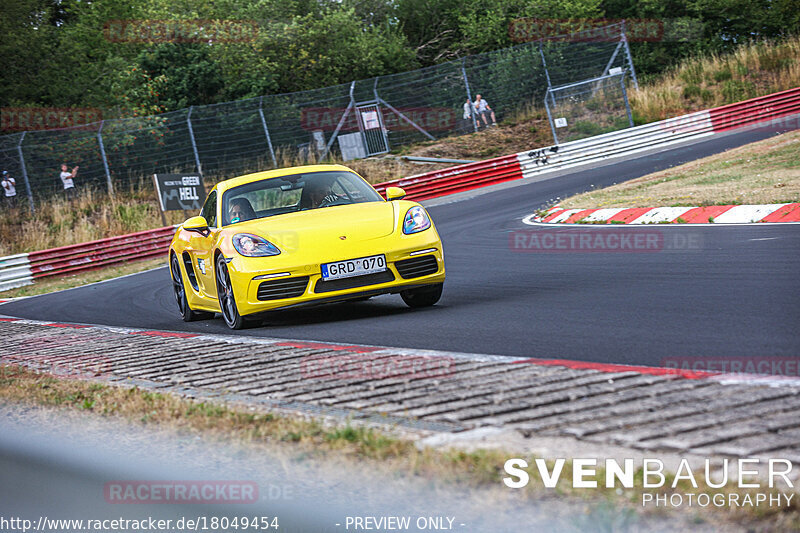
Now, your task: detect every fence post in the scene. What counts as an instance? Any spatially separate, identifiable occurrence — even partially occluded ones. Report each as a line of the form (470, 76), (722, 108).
(97, 120), (114, 195)
(460, 59), (478, 133)
(539, 42), (552, 88)
(258, 96), (278, 168)
(543, 89), (559, 145)
(602, 41), (624, 77)
(620, 74), (634, 127)
(319, 81), (356, 161)
(621, 21), (639, 90)
(16, 132), (35, 215)
(186, 106), (202, 175)
(373, 77), (391, 151)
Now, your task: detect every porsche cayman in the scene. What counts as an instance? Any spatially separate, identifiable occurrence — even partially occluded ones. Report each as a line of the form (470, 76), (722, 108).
(168, 164), (445, 329)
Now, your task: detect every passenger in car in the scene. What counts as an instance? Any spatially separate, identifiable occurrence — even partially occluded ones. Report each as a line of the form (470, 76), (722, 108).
(228, 197), (256, 223)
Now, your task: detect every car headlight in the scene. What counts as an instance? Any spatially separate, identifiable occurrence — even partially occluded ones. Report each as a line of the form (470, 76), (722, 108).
(403, 206), (431, 234)
(232, 233), (281, 257)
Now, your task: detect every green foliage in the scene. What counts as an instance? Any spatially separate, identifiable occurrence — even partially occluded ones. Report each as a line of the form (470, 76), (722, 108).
(713, 66), (733, 82)
(683, 84), (702, 98)
(1, 0), (798, 117)
(721, 79), (756, 103)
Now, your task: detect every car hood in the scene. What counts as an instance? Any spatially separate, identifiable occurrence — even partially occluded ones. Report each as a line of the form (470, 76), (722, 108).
(229, 201), (397, 253)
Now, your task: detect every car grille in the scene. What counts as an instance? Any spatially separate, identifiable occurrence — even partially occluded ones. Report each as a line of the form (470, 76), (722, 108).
(314, 270), (395, 293)
(257, 276), (309, 301)
(395, 255), (439, 279)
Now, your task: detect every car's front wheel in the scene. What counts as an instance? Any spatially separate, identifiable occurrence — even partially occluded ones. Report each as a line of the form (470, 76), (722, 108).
(215, 254), (250, 330)
(400, 283), (443, 308)
(170, 254), (213, 322)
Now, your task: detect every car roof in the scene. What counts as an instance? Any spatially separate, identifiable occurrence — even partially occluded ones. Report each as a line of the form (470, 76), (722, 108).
(213, 164), (357, 195)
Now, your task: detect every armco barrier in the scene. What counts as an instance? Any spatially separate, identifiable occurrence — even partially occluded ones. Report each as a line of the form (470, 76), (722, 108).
(1, 88), (798, 292)
(374, 87), (800, 201)
(0, 226), (174, 292)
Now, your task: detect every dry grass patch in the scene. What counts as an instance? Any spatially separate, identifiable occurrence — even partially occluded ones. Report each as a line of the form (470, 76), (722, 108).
(559, 130), (800, 209)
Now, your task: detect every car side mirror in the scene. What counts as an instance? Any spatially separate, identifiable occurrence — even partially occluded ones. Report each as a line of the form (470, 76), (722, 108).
(183, 216), (210, 236)
(385, 186), (406, 201)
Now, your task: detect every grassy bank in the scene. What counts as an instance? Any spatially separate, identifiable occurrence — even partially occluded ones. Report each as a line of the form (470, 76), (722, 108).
(558, 129), (800, 209)
(631, 35), (800, 124)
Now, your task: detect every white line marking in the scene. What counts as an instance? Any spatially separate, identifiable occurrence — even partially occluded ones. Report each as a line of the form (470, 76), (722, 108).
(581, 208), (626, 221)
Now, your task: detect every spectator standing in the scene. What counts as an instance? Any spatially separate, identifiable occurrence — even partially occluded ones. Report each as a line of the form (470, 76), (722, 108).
(60, 163), (79, 199)
(462, 98), (477, 132)
(1, 171), (16, 207)
(474, 94), (497, 128)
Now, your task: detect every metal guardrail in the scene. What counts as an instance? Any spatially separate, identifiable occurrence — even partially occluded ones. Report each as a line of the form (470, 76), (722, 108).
(1, 88), (798, 292)
(0, 226), (174, 292)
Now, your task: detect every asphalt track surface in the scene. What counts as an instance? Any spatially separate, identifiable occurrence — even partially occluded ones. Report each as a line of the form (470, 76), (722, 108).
(3, 127), (799, 370)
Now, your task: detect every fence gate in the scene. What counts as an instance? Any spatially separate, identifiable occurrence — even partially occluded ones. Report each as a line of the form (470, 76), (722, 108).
(355, 102), (389, 156)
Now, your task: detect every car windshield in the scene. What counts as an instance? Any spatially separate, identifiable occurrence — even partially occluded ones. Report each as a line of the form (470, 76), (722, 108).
(221, 170), (383, 226)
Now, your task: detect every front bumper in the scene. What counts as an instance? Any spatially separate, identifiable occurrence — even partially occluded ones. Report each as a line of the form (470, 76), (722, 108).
(227, 234), (445, 316)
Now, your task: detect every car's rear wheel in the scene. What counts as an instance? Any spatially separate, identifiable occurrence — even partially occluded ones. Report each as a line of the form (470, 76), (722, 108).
(171, 253), (213, 322)
(400, 283), (443, 308)
(215, 254), (250, 330)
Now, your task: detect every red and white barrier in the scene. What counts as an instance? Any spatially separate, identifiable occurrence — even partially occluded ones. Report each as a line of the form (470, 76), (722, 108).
(0, 226), (174, 292)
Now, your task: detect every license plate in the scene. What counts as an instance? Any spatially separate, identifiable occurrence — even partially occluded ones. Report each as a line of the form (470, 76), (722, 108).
(321, 254), (387, 281)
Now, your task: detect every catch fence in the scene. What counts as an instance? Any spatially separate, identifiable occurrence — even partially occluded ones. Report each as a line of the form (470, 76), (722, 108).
(0, 23), (636, 212)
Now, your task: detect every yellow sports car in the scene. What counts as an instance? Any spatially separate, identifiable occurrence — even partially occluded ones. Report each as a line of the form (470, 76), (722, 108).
(168, 164), (445, 329)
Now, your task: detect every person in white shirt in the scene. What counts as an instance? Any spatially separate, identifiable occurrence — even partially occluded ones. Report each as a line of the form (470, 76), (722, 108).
(474, 94), (497, 128)
(462, 99), (478, 132)
(2, 171), (16, 207)
(463, 99), (476, 120)
(60, 163), (79, 199)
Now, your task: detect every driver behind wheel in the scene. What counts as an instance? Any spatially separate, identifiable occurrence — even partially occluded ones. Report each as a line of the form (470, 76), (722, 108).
(228, 197), (256, 223)
(300, 176), (339, 209)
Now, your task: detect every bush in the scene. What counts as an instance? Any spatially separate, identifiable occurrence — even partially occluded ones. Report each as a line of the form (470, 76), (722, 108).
(713, 66), (732, 82)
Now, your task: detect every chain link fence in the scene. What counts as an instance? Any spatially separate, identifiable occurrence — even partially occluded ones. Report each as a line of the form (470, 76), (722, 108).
(0, 23), (636, 212)
(545, 72), (634, 144)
